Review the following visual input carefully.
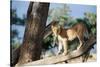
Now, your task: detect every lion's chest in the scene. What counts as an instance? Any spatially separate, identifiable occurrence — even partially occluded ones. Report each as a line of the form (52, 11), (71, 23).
(58, 35), (66, 41)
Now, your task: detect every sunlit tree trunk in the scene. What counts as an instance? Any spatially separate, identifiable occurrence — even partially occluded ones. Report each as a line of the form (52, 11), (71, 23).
(15, 2), (49, 66)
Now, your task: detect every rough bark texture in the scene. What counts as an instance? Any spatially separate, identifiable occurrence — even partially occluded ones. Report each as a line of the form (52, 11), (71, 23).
(19, 36), (96, 66)
(11, 17), (52, 66)
(14, 2), (49, 66)
(11, 46), (21, 66)
(43, 22), (52, 39)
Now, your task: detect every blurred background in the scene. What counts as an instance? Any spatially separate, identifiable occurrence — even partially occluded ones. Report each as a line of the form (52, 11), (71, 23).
(11, 1), (96, 61)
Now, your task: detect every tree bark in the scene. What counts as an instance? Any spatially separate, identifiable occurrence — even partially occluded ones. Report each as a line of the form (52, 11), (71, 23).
(11, 46), (20, 66)
(43, 22), (52, 39)
(14, 2), (49, 66)
(11, 18), (52, 66)
(20, 36), (96, 66)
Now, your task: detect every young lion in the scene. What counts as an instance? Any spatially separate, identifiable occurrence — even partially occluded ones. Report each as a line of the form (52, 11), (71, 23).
(51, 21), (89, 55)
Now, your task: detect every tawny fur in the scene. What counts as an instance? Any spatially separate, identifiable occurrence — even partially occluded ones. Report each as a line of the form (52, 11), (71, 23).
(51, 21), (89, 55)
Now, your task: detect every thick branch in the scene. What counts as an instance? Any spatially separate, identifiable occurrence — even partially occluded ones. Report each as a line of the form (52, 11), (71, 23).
(11, 22), (52, 66)
(20, 36), (96, 66)
(13, 2), (50, 66)
(43, 23), (52, 39)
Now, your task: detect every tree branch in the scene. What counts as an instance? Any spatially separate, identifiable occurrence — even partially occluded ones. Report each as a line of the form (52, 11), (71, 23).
(20, 36), (96, 66)
(11, 22), (52, 66)
(43, 23), (52, 39)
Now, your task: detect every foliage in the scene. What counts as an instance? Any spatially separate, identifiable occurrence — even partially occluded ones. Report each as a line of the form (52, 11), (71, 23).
(12, 42), (20, 50)
(10, 9), (26, 25)
(11, 9), (26, 50)
(84, 12), (96, 25)
(11, 29), (18, 39)
(48, 4), (71, 24)
(42, 34), (54, 50)
(84, 12), (96, 35)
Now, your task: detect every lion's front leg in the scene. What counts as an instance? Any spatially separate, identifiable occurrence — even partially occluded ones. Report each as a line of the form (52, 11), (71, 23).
(57, 40), (63, 55)
(62, 39), (68, 55)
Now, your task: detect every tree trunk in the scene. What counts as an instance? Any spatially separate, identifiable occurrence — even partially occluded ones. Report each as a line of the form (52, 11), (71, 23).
(15, 2), (49, 66)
